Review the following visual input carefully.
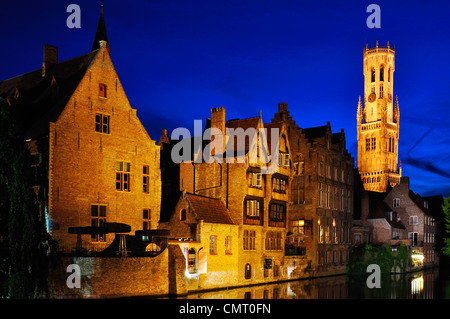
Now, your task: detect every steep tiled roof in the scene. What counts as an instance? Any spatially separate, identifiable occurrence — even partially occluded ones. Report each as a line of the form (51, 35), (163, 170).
(186, 193), (234, 225)
(0, 50), (99, 139)
(301, 125), (328, 141)
(92, 4), (109, 51)
(409, 190), (431, 216)
(225, 117), (260, 153)
(366, 191), (405, 229)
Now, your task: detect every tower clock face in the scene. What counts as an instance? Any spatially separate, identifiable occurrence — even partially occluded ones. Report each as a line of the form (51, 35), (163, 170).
(368, 93), (376, 102)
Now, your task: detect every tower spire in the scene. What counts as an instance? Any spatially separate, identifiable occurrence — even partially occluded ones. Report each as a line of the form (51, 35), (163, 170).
(92, 0), (109, 52)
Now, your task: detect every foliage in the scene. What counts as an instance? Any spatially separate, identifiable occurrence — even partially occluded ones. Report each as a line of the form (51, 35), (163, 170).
(442, 196), (450, 257)
(346, 243), (410, 276)
(0, 98), (53, 298)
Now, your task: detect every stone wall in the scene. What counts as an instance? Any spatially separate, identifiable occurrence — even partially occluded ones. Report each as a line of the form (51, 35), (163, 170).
(47, 244), (187, 298)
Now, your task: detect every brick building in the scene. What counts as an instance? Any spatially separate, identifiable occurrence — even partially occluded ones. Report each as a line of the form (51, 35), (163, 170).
(161, 106), (293, 287)
(271, 102), (354, 277)
(352, 188), (408, 247)
(384, 177), (439, 267)
(0, 6), (161, 251)
(160, 191), (240, 291)
(353, 176), (440, 268)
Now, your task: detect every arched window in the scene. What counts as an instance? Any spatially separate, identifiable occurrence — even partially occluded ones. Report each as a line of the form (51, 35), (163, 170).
(371, 68), (375, 83)
(388, 68), (391, 82)
(380, 65), (384, 82)
(245, 263), (252, 279)
(180, 209), (186, 221)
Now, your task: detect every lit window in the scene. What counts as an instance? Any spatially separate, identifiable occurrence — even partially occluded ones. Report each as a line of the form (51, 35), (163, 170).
(249, 172), (262, 188)
(246, 199), (260, 218)
(393, 198), (400, 208)
(272, 177), (287, 193)
(292, 220), (305, 235)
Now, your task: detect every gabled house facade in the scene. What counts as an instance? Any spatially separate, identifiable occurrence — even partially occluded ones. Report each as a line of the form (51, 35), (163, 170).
(0, 8), (161, 251)
(384, 177), (439, 267)
(271, 102), (355, 277)
(162, 106), (293, 288)
(160, 191), (239, 290)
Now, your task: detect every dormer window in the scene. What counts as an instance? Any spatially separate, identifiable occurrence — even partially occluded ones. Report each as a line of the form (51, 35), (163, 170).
(99, 83), (107, 98)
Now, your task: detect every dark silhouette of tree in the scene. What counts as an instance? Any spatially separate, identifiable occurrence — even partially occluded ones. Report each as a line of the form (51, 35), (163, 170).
(0, 97), (52, 298)
(442, 196), (450, 258)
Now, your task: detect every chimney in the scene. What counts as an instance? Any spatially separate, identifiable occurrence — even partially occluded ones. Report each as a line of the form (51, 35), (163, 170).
(278, 102), (288, 112)
(42, 45), (58, 77)
(158, 129), (170, 147)
(210, 107), (226, 155)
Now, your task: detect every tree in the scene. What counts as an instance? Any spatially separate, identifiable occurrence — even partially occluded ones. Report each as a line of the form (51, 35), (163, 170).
(0, 97), (51, 298)
(442, 195), (450, 257)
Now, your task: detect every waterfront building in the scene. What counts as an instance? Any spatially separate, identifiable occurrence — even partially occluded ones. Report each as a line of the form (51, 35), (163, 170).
(0, 4), (161, 250)
(271, 103), (355, 277)
(384, 177), (439, 267)
(160, 191), (240, 290)
(353, 176), (440, 268)
(161, 107), (293, 287)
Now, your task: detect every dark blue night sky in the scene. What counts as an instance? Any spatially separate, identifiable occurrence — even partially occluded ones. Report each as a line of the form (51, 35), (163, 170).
(1, 0), (449, 197)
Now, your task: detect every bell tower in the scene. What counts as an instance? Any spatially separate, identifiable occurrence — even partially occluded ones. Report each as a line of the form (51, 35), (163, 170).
(357, 42), (401, 192)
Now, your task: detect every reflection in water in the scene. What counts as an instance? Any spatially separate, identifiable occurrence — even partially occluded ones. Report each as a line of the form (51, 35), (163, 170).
(182, 269), (444, 299)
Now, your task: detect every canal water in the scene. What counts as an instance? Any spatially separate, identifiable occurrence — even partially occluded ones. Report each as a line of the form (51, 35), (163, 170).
(181, 268), (450, 299)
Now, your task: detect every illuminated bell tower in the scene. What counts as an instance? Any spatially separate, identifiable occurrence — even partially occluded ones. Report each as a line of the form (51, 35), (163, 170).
(357, 42), (401, 192)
